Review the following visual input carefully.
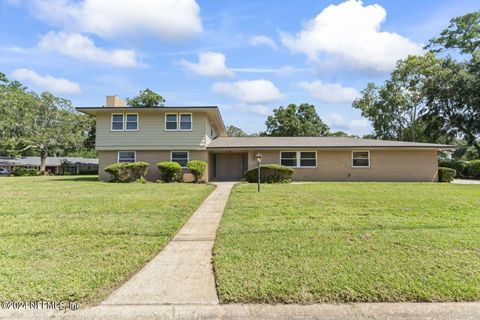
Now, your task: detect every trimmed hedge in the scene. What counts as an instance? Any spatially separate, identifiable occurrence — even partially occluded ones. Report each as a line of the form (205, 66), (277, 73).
(104, 162), (149, 182)
(157, 161), (182, 182)
(11, 167), (40, 176)
(438, 167), (456, 182)
(245, 164), (294, 183)
(465, 160), (480, 179)
(186, 160), (207, 183)
(438, 159), (467, 177)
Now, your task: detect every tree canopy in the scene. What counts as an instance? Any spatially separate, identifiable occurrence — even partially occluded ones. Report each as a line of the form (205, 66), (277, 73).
(226, 125), (249, 137)
(127, 88), (165, 108)
(263, 103), (330, 137)
(0, 73), (93, 172)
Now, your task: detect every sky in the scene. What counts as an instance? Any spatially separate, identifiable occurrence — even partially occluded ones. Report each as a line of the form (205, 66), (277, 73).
(0, 0), (478, 135)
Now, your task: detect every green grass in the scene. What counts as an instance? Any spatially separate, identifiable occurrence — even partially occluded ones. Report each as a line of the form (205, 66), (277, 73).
(0, 176), (213, 304)
(214, 182), (480, 303)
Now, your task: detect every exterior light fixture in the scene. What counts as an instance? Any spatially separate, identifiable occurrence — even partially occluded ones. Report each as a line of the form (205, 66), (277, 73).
(255, 153), (262, 192)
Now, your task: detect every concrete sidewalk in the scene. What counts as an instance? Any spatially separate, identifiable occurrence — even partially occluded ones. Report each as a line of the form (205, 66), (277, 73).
(102, 182), (235, 305)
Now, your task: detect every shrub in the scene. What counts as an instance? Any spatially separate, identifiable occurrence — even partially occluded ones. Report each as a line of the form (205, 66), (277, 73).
(438, 159), (467, 177)
(438, 167), (456, 182)
(186, 160), (207, 183)
(104, 162), (149, 182)
(465, 160), (480, 179)
(245, 164), (294, 183)
(157, 161), (182, 182)
(11, 167), (40, 176)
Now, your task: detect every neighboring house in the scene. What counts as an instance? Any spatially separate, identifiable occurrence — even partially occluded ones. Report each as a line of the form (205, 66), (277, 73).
(77, 96), (453, 182)
(0, 157), (99, 175)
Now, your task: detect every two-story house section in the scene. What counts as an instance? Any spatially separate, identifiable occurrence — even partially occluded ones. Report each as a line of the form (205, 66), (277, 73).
(77, 96), (227, 182)
(78, 95), (453, 182)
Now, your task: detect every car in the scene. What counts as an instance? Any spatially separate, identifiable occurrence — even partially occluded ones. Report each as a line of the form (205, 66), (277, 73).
(0, 168), (11, 176)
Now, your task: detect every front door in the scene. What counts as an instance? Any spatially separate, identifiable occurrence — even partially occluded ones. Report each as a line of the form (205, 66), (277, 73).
(215, 153), (244, 181)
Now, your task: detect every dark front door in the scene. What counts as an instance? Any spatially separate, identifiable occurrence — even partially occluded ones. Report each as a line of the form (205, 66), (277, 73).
(215, 153), (244, 181)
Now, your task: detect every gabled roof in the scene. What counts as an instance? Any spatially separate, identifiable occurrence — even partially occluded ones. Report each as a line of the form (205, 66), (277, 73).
(207, 137), (455, 150)
(76, 106), (227, 136)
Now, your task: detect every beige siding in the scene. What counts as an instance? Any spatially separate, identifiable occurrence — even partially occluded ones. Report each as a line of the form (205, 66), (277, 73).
(246, 149), (438, 182)
(96, 110), (210, 150)
(98, 150), (209, 182)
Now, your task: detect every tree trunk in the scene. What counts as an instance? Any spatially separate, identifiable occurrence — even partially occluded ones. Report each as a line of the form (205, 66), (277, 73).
(473, 140), (480, 156)
(40, 150), (47, 174)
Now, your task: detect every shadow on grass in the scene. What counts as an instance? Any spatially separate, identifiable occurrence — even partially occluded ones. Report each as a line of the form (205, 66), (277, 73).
(46, 176), (99, 182)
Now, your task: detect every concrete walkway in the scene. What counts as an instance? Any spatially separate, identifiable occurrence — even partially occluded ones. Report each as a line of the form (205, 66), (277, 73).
(453, 179), (480, 185)
(102, 182), (235, 305)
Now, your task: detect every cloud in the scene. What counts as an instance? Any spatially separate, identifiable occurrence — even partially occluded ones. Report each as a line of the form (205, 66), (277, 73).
(38, 32), (139, 67)
(324, 113), (371, 134)
(236, 104), (271, 116)
(178, 52), (234, 77)
(249, 35), (277, 50)
(31, 0), (202, 40)
(231, 65), (304, 76)
(296, 80), (359, 104)
(348, 119), (370, 130)
(280, 0), (422, 72)
(212, 79), (284, 104)
(325, 113), (345, 126)
(12, 68), (80, 93)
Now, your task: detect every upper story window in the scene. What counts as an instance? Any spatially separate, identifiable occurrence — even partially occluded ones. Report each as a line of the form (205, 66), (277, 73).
(111, 114), (124, 131)
(118, 151), (136, 163)
(112, 113), (138, 131)
(165, 114), (178, 130)
(280, 151), (317, 168)
(171, 151), (189, 167)
(165, 113), (193, 131)
(125, 114), (138, 131)
(352, 151), (370, 168)
(179, 114), (192, 130)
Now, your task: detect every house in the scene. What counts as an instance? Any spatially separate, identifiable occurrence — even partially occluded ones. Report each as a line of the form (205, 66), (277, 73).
(0, 157), (99, 175)
(77, 96), (453, 182)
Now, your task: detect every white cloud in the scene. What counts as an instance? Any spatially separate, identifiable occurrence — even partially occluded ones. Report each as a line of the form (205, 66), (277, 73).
(212, 79), (284, 104)
(324, 113), (371, 134)
(280, 0), (422, 72)
(249, 35), (277, 50)
(231, 65), (304, 76)
(178, 52), (234, 77)
(31, 0), (202, 40)
(236, 104), (271, 116)
(12, 68), (80, 93)
(325, 113), (345, 126)
(38, 32), (139, 67)
(348, 119), (370, 130)
(296, 80), (359, 104)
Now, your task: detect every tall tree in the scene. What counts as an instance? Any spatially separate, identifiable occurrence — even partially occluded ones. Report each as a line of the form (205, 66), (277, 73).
(263, 103), (330, 136)
(0, 73), (90, 172)
(127, 88), (165, 107)
(226, 125), (248, 137)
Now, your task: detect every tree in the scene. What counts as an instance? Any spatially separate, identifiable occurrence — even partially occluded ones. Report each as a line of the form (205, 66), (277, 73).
(226, 125), (248, 137)
(426, 11), (480, 55)
(263, 103), (329, 136)
(126, 88), (165, 108)
(0, 74), (90, 173)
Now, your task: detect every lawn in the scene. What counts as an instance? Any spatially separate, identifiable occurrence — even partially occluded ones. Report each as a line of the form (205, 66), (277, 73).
(213, 182), (480, 303)
(0, 176), (213, 304)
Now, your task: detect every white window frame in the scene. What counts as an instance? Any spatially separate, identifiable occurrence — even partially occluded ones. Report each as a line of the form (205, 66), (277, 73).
(352, 150), (370, 168)
(125, 113), (139, 131)
(170, 151), (189, 168)
(111, 113), (124, 131)
(165, 113), (178, 131)
(280, 151), (317, 168)
(179, 113), (193, 131)
(117, 151), (136, 163)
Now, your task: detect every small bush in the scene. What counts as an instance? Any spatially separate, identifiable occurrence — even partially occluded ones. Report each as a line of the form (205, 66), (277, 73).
(104, 162), (149, 182)
(438, 167), (456, 182)
(11, 167), (41, 176)
(186, 160), (207, 183)
(245, 164), (294, 183)
(438, 159), (467, 177)
(465, 160), (480, 179)
(157, 161), (182, 182)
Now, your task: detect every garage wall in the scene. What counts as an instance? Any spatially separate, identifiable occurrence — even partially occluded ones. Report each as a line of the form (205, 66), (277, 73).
(246, 149), (438, 182)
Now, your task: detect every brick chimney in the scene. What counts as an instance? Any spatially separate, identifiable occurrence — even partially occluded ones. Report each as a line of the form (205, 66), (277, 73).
(106, 95), (127, 108)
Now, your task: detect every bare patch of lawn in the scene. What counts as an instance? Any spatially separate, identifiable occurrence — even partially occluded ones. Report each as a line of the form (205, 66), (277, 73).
(0, 176), (213, 304)
(213, 183), (480, 303)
